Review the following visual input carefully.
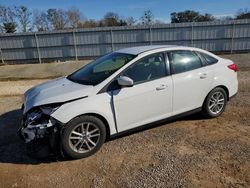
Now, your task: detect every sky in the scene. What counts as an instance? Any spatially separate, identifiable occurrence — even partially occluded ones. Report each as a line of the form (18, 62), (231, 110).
(0, 0), (249, 22)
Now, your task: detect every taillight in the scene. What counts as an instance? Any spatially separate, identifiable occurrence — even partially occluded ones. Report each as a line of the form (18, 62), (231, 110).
(227, 64), (238, 72)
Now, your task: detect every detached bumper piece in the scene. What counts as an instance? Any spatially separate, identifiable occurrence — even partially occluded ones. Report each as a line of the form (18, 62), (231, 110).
(18, 108), (61, 158)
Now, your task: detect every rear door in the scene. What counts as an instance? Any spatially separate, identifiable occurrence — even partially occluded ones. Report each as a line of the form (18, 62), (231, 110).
(168, 50), (214, 115)
(113, 53), (173, 132)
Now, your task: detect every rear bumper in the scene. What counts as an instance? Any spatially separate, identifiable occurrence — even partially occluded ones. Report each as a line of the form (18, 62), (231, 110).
(229, 76), (238, 99)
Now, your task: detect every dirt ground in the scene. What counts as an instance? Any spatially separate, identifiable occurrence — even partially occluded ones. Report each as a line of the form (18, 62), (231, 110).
(0, 60), (89, 81)
(0, 54), (249, 188)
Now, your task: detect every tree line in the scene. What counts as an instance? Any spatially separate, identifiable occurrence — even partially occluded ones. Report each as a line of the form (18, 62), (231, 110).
(0, 6), (250, 33)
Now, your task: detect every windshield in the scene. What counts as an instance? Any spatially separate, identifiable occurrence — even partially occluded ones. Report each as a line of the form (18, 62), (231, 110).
(67, 52), (136, 85)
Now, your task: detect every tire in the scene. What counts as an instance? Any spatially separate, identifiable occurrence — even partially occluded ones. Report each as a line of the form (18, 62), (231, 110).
(202, 87), (227, 118)
(61, 115), (106, 159)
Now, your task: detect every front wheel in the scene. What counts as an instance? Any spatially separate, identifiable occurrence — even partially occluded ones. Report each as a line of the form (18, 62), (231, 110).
(61, 116), (106, 159)
(202, 87), (227, 118)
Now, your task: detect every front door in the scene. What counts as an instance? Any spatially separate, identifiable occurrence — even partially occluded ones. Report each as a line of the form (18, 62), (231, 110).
(113, 53), (173, 132)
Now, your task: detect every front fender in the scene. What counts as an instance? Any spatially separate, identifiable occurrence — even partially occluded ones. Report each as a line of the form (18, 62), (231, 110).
(51, 93), (117, 135)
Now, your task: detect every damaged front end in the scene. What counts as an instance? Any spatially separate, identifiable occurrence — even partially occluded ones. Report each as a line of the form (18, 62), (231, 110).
(18, 105), (62, 158)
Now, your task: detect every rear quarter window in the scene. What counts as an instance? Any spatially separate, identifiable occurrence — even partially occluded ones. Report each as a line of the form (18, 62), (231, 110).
(198, 52), (218, 65)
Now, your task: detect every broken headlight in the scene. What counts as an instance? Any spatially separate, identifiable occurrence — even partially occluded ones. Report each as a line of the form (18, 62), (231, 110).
(40, 106), (60, 115)
(25, 105), (60, 129)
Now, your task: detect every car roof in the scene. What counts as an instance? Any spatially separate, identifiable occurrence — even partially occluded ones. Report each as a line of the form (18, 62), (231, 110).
(115, 45), (178, 55)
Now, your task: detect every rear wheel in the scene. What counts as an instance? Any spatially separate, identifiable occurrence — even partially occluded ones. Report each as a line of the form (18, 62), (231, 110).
(202, 87), (227, 118)
(61, 116), (106, 159)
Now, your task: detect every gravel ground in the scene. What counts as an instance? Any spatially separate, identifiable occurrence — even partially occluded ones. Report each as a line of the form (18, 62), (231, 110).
(0, 54), (249, 188)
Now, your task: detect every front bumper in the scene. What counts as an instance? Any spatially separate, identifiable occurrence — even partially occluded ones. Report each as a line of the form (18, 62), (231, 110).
(18, 119), (54, 143)
(18, 107), (62, 157)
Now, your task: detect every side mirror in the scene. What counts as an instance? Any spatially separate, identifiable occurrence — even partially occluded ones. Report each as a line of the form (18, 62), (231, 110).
(117, 76), (134, 87)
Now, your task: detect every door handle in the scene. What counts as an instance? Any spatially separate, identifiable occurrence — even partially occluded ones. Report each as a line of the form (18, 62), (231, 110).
(200, 73), (207, 79)
(156, 84), (167, 90)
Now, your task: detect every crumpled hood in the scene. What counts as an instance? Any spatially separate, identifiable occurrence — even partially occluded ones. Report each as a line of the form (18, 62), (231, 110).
(23, 77), (93, 114)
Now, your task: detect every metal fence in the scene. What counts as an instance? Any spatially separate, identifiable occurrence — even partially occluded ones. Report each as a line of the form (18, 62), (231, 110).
(0, 19), (250, 64)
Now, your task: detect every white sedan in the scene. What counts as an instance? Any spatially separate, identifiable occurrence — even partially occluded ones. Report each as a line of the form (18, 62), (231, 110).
(19, 45), (238, 159)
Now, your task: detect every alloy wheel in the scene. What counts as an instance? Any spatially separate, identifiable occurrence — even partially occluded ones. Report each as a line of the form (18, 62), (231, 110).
(68, 122), (101, 153)
(208, 91), (225, 115)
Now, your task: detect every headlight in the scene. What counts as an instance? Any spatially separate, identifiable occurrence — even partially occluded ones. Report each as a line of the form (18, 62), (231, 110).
(26, 110), (43, 125)
(40, 106), (60, 115)
(25, 105), (60, 127)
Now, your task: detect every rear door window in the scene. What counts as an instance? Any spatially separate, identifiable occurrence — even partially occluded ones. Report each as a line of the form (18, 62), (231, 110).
(168, 50), (203, 74)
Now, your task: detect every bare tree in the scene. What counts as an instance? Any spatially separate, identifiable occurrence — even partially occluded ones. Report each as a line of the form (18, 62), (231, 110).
(101, 12), (128, 26)
(220, 16), (234, 21)
(0, 24), (3, 32)
(33, 10), (49, 31)
(154, 19), (165, 25)
(126, 16), (136, 26)
(67, 8), (81, 28)
(0, 6), (17, 33)
(236, 8), (250, 19)
(170, 10), (215, 23)
(15, 6), (32, 32)
(3, 22), (16, 33)
(140, 10), (154, 25)
(47, 9), (68, 30)
(78, 19), (99, 28)
(103, 12), (120, 26)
